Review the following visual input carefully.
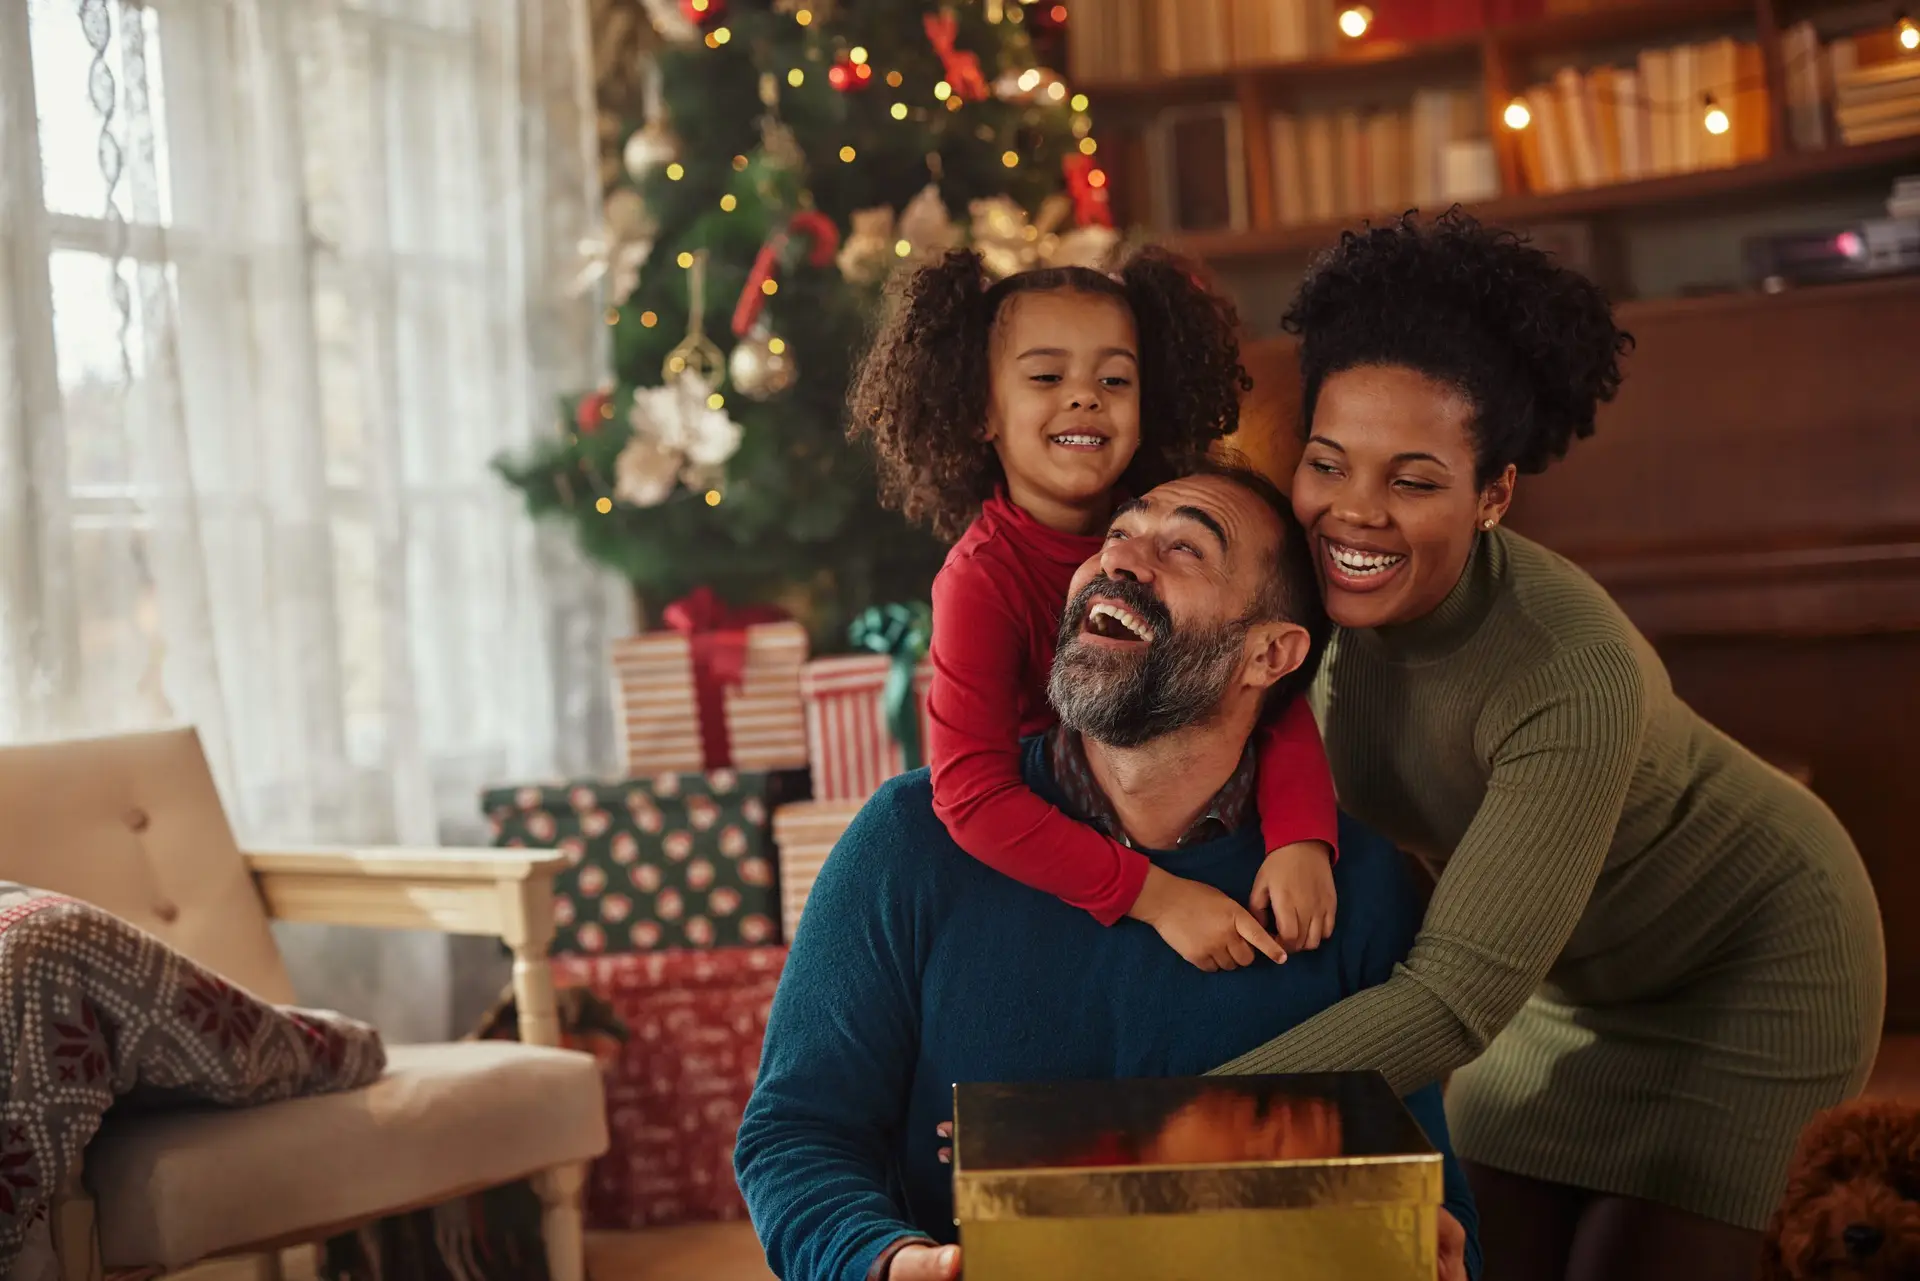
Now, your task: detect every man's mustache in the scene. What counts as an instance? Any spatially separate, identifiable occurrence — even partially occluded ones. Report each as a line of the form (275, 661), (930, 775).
(1063, 573), (1172, 645)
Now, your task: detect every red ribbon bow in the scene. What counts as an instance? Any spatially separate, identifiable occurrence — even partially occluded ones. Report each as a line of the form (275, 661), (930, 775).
(1062, 154), (1114, 228)
(923, 12), (989, 102)
(731, 212), (845, 337)
(661, 587), (788, 770)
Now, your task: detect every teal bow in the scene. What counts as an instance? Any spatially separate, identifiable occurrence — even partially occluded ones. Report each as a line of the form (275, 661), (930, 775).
(850, 602), (933, 772)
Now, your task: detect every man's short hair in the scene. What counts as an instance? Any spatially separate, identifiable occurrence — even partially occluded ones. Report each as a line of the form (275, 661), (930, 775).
(1187, 455), (1332, 718)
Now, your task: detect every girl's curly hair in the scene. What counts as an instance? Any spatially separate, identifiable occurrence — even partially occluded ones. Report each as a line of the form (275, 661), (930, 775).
(1284, 209), (1633, 484)
(847, 244), (1250, 541)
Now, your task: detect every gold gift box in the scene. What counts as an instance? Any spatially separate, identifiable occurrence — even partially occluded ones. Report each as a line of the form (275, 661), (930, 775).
(952, 1073), (1440, 1280)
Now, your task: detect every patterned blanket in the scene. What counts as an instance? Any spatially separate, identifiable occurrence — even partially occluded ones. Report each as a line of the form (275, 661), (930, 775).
(0, 882), (386, 1275)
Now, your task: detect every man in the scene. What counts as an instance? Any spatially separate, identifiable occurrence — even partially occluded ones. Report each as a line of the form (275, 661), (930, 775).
(735, 465), (1480, 1281)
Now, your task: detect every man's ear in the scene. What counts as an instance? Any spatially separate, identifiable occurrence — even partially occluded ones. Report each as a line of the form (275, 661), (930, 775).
(1244, 620), (1310, 694)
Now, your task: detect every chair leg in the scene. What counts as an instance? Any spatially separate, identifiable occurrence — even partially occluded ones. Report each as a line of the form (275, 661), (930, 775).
(49, 1190), (103, 1281)
(533, 1162), (587, 1281)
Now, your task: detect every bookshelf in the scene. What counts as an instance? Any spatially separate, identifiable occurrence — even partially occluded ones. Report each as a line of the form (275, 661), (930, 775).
(1182, 131), (1920, 259)
(1072, 0), (1920, 268)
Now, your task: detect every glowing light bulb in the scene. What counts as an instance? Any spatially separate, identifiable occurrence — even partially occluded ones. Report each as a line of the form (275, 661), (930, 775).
(935, 81), (953, 101)
(1503, 98), (1531, 130)
(719, 194), (737, 211)
(641, 311), (658, 328)
(712, 25), (730, 43)
(1337, 6), (1372, 38)
(1703, 94), (1730, 135)
(794, 8), (812, 25)
(707, 392), (725, 410)
(788, 68), (805, 87)
(1001, 150), (1019, 167)
(704, 489), (723, 506)
(891, 102), (909, 120)
(1018, 69), (1041, 91)
(887, 70), (904, 87)
(839, 145), (857, 162)
(596, 497), (613, 514)
(1900, 14), (1919, 49)
(850, 46), (869, 65)
(1079, 136), (1098, 154)
(1048, 81), (1067, 101)
(762, 279), (779, 296)
(665, 162), (685, 180)
(894, 239), (912, 256)
(767, 338), (786, 355)
(676, 251), (694, 269)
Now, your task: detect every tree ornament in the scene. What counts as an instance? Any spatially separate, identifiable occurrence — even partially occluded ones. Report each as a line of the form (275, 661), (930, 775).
(898, 182), (963, 257)
(613, 434), (683, 508)
(1062, 153), (1114, 228)
(638, 0), (700, 43)
(1024, 0), (1068, 33)
(924, 12), (990, 101)
(664, 250), (726, 390)
(838, 207), (899, 285)
(576, 388), (614, 435)
(623, 120), (679, 183)
(829, 57), (875, 93)
(729, 320), (798, 400)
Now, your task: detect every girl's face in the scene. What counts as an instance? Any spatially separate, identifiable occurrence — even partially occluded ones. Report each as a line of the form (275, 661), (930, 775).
(984, 288), (1141, 535)
(1290, 364), (1514, 631)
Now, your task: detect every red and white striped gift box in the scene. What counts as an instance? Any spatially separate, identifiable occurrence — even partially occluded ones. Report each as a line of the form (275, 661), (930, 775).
(798, 654), (934, 802)
(611, 621), (809, 775)
(771, 798), (864, 940)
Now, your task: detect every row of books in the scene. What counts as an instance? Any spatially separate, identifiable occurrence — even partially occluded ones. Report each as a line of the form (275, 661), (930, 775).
(1785, 24), (1920, 150)
(1513, 38), (1769, 196)
(1065, 0), (1695, 84)
(1269, 90), (1494, 227)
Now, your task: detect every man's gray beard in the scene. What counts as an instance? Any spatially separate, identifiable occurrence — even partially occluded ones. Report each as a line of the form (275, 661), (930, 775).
(1047, 617), (1251, 750)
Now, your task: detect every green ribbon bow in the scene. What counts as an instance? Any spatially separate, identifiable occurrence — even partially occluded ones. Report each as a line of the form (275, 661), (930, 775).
(850, 602), (933, 773)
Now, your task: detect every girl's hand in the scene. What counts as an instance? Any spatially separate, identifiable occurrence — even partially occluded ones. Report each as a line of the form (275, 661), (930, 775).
(1129, 865), (1286, 971)
(1250, 841), (1337, 953)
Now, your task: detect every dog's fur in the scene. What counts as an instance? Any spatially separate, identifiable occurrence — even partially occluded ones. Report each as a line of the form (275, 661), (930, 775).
(1761, 1099), (1920, 1280)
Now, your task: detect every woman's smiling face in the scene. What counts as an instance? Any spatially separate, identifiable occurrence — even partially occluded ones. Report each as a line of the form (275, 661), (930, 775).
(1290, 364), (1514, 631)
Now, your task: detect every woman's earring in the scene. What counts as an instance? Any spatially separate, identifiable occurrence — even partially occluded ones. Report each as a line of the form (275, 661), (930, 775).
(1481, 519), (1496, 530)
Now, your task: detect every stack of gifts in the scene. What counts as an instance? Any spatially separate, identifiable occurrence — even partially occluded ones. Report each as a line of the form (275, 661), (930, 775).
(484, 587), (812, 1229)
(775, 602), (934, 938)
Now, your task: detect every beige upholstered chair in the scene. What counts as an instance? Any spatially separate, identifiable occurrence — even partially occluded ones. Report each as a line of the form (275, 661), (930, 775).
(0, 728), (608, 1281)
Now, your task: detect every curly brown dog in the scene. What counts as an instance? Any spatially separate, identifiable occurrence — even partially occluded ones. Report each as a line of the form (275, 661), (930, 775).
(1761, 1099), (1920, 1279)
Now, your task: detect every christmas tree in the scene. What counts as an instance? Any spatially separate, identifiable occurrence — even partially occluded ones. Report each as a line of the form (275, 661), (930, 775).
(495, 0), (1117, 650)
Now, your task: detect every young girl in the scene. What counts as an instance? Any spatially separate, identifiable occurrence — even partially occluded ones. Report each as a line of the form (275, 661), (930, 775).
(847, 245), (1339, 969)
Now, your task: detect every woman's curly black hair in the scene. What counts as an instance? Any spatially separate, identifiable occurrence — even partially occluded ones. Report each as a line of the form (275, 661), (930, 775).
(1284, 209), (1633, 484)
(848, 244), (1251, 541)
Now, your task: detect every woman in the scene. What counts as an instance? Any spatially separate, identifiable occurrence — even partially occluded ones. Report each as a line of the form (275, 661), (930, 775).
(1216, 211), (1885, 1280)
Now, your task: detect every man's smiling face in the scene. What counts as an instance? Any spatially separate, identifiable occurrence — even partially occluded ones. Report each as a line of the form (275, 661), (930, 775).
(1049, 474), (1287, 748)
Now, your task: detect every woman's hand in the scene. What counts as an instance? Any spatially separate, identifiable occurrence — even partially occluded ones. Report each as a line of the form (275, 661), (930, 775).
(1438, 1206), (1467, 1281)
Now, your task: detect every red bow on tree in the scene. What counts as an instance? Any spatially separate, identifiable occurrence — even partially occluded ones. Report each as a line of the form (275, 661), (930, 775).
(923, 11), (990, 102)
(1061, 154), (1114, 228)
(661, 587), (789, 770)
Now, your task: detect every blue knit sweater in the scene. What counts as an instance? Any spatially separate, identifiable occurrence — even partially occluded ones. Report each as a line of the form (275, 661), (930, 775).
(736, 739), (1482, 1281)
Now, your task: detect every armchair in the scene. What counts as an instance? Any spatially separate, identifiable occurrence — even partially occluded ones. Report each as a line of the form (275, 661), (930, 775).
(0, 728), (607, 1281)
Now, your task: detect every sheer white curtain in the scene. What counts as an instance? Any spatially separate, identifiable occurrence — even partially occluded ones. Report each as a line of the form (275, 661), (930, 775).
(0, 0), (629, 1039)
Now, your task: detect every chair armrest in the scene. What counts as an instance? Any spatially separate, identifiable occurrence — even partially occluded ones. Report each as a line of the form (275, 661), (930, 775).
(245, 844), (571, 1047)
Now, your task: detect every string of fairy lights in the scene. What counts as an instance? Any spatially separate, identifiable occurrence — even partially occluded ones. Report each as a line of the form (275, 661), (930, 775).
(1334, 5), (1920, 139)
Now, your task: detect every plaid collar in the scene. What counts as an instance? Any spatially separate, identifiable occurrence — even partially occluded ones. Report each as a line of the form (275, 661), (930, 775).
(1045, 725), (1257, 850)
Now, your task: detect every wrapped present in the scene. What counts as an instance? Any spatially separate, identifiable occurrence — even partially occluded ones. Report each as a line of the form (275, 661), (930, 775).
(770, 798), (864, 940)
(555, 948), (786, 1228)
(952, 1073), (1443, 1280)
(799, 602), (933, 802)
(484, 769), (806, 952)
(612, 587), (809, 775)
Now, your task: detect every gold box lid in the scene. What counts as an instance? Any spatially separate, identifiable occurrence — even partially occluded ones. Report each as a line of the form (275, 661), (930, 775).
(952, 1073), (1442, 1222)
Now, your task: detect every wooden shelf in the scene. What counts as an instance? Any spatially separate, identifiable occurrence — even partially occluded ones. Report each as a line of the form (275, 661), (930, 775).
(1075, 0), (1755, 104)
(1176, 133), (1920, 262)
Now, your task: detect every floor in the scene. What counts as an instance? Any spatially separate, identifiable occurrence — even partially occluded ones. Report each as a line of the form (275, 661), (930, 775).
(587, 1224), (773, 1281)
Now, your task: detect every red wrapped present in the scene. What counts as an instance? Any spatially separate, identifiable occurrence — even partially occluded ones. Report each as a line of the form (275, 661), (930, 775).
(799, 655), (933, 802)
(554, 947), (787, 1228)
(612, 588), (809, 775)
